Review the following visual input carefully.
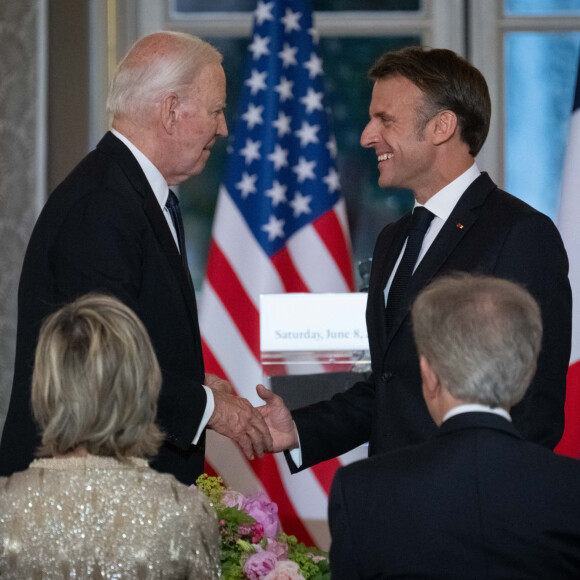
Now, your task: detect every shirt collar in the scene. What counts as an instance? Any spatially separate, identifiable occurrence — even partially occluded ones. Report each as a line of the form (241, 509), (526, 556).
(443, 403), (512, 423)
(415, 163), (480, 221)
(111, 128), (170, 208)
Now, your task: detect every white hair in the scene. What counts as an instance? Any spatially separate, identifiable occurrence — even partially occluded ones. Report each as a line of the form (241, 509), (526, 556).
(106, 31), (222, 125)
(412, 273), (542, 408)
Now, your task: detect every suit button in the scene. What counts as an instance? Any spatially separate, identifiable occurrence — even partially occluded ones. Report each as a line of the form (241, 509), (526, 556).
(381, 371), (392, 382)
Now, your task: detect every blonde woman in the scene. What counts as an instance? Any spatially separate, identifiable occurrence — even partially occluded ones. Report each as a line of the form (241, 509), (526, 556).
(0, 294), (220, 579)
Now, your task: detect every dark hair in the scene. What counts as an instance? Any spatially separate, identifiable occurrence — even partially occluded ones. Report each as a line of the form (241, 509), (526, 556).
(369, 47), (491, 156)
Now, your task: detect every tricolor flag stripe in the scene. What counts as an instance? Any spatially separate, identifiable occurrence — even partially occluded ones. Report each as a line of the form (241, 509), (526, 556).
(555, 53), (580, 458)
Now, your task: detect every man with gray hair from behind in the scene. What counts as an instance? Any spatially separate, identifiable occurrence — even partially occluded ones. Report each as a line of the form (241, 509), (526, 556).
(328, 273), (580, 579)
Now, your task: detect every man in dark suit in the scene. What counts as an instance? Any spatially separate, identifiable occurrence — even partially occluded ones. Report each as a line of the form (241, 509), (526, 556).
(328, 274), (580, 579)
(257, 47), (571, 469)
(0, 31), (271, 483)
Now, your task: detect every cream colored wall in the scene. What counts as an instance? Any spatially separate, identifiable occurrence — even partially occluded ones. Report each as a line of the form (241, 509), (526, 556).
(0, 0), (90, 436)
(0, 0), (44, 435)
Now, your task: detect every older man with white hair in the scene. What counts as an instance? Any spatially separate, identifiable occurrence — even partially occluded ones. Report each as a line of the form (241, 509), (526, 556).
(0, 31), (271, 483)
(328, 273), (580, 579)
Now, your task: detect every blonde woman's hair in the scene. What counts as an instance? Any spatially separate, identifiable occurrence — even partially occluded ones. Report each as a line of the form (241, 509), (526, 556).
(32, 293), (163, 460)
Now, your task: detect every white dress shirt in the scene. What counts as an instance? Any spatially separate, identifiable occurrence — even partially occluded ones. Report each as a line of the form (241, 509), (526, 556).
(443, 403), (512, 423)
(111, 129), (214, 444)
(384, 163), (481, 304)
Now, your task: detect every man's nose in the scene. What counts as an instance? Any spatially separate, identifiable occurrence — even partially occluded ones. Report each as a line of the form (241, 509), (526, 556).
(360, 121), (376, 148)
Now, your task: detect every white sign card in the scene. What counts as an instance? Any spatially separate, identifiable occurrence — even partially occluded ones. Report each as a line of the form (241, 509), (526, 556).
(260, 293), (369, 352)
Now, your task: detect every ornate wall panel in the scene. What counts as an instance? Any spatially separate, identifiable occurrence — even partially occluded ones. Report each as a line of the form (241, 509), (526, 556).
(0, 0), (45, 436)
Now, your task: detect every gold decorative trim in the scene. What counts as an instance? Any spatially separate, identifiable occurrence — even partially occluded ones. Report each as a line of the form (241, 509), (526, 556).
(107, 0), (117, 84)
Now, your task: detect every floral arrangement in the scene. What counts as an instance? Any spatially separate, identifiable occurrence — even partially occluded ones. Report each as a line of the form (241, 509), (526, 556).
(195, 474), (330, 580)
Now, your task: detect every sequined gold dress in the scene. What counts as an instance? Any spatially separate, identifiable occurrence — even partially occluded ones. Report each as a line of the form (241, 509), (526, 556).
(0, 455), (220, 579)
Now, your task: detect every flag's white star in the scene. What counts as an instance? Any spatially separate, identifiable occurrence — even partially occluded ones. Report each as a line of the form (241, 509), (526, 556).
(300, 87), (324, 114)
(323, 167), (341, 193)
(248, 34), (270, 60)
(262, 215), (285, 241)
(304, 53), (323, 78)
(245, 69), (268, 95)
(242, 103), (264, 129)
(326, 135), (338, 158)
(272, 111), (292, 137)
(295, 121), (320, 147)
(240, 138), (262, 165)
(255, 0), (275, 25)
(236, 172), (258, 199)
(278, 43), (298, 68)
(292, 156), (317, 183)
(265, 180), (288, 207)
(267, 144), (289, 170)
(308, 26), (320, 44)
(280, 8), (302, 33)
(290, 192), (312, 218)
(275, 76), (294, 102)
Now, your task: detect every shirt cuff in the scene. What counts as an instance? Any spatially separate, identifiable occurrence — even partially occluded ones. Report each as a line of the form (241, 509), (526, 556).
(288, 429), (302, 468)
(192, 385), (214, 445)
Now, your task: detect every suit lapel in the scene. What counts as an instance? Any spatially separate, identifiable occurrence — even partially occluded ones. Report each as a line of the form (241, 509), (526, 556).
(385, 173), (497, 346)
(96, 132), (201, 328)
(368, 215), (410, 355)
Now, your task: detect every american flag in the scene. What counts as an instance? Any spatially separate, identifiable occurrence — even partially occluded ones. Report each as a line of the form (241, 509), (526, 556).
(199, 0), (356, 547)
(556, 53), (580, 459)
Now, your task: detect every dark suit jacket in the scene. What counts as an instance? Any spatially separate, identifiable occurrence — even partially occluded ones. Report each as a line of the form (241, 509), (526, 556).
(290, 173), (571, 469)
(0, 132), (207, 484)
(328, 412), (580, 579)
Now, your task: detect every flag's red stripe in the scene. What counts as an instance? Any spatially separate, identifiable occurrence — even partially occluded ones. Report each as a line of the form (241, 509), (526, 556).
(271, 247), (309, 292)
(201, 338), (316, 546)
(205, 241), (260, 360)
(555, 360), (580, 459)
(313, 209), (355, 291)
(203, 460), (220, 479)
(202, 336), (237, 393)
(310, 458), (342, 496)
(251, 454), (315, 544)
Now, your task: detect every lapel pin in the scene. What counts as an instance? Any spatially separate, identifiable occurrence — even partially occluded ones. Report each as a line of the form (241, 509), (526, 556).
(456, 222), (464, 229)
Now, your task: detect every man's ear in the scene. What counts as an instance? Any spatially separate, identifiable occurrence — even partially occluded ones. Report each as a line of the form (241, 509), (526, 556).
(161, 93), (179, 134)
(420, 355), (440, 400)
(430, 110), (457, 145)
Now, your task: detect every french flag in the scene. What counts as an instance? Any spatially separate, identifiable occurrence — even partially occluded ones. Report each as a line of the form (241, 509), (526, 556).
(555, 53), (580, 459)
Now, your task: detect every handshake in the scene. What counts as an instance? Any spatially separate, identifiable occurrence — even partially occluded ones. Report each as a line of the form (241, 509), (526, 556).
(205, 373), (299, 460)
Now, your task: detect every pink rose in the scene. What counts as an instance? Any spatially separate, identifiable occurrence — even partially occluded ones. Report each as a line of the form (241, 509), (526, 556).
(243, 548), (278, 580)
(263, 560), (305, 580)
(252, 522), (265, 543)
(266, 538), (289, 561)
(243, 492), (281, 539)
(222, 490), (246, 509)
(239, 522), (265, 543)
